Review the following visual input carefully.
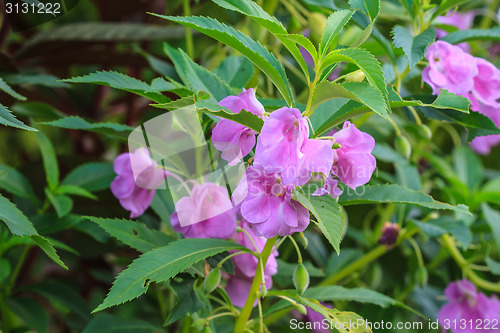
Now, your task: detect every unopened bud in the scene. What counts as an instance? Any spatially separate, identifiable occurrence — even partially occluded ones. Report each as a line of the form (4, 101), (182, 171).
(293, 263), (310, 295)
(395, 135), (412, 159)
(295, 304), (308, 315)
(416, 266), (428, 287)
(419, 124), (432, 139)
(300, 233), (308, 249)
(260, 284), (268, 297)
(203, 268), (221, 294)
(308, 13), (327, 44)
(343, 69), (365, 82)
(378, 222), (400, 248)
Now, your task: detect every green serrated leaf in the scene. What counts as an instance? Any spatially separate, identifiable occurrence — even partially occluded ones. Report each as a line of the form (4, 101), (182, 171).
(304, 286), (404, 308)
(0, 103), (37, 131)
(86, 217), (174, 253)
(339, 184), (471, 215)
(45, 189), (73, 218)
(153, 14), (293, 105)
(57, 185), (98, 200)
(349, 0), (380, 21)
(62, 71), (168, 103)
(31, 235), (67, 269)
(93, 238), (245, 312)
(392, 26), (435, 68)
(0, 193), (38, 236)
(442, 26), (500, 44)
(321, 48), (388, 107)
(40, 116), (132, 139)
(0, 77), (26, 100)
(319, 10), (354, 57)
(311, 81), (387, 117)
(411, 217), (472, 249)
(294, 190), (344, 254)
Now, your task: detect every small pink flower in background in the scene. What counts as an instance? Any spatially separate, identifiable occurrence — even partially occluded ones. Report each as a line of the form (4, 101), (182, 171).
(212, 88), (265, 166)
(111, 147), (166, 218)
(254, 107), (333, 186)
(233, 164), (310, 238)
(438, 280), (500, 332)
(330, 121), (376, 189)
(436, 11), (475, 51)
(306, 304), (333, 333)
(422, 41), (478, 97)
(469, 103), (500, 155)
(170, 182), (237, 239)
(226, 221), (278, 307)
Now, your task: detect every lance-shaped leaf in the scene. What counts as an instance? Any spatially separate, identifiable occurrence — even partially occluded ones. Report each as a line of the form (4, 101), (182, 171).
(339, 184), (471, 215)
(153, 14), (293, 105)
(442, 27), (500, 44)
(212, 0), (311, 81)
(294, 190), (345, 254)
(93, 238), (246, 312)
(40, 116), (133, 139)
(0, 77), (26, 100)
(392, 26), (435, 68)
(311, 81), (387, 117)
(319, 10), (354, 57)
(87, 217), (174, 253)
(0, 103), (37, 131)
(62, 71), (169, 103)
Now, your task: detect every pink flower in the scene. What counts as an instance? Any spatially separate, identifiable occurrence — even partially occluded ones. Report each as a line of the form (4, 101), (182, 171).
(423, 41), (478, 96)
(170, 182), (237, 239)
(212, 88), (264, 166)
(306, 303), (333, 333)
(233, 164), (310, 238)
(438, 280), (500, 333)
(436, 11), (475, 51)
(254, 107), (333, 186)
(110, 148), (166, 218)
(330, 121), (376, 189)
(470, 58), (500, 108)
(226, 221), (278, 307)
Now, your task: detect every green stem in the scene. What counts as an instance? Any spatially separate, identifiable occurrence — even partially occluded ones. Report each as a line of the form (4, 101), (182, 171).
(233, 236), (278, 333)
(320, 228), (419, 285)
(288, 236), (303, 263)
(7, 245), (29, 294)
(303, 75), (319, 117)
(183, 0), (194, 58)
(441, 234), (500, 292)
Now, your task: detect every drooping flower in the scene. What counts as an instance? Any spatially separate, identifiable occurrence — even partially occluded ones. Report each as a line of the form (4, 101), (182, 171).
(330, 121), (376, 189)
(212, 88), (265, 166)
(438, 280), (500, 333)
(170, 182), (237, 239)
(110, 147), (166, 218)
(226, 221), (278, 307)
(422, 41), (478, 96)
(254, 107), (333, 186)
(436, 11), (475, 51)
(233, 164), (310, 238)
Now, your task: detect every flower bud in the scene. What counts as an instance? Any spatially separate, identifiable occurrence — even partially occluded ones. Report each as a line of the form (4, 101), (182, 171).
(343, 69), (365, 83)
(203, 268), (221, 294)
(260, 284), (268, 297)
(300, 234), (308, 249)
(295, 303), (308, 315)
(202, 325), (213, 333)
(395, 135), (412, 159)
(308, 13), (327, 44)
(419, 124), (432, 139)
(293, 263), (310, 295)
(378, 222), (400, 248)
(332, 142), (342, 149)
(416, 266), (428, 287)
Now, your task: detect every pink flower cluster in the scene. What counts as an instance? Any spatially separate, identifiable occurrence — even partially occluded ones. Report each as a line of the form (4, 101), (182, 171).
(438, 280), (500, 333)
(423, 41), (500, 154)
